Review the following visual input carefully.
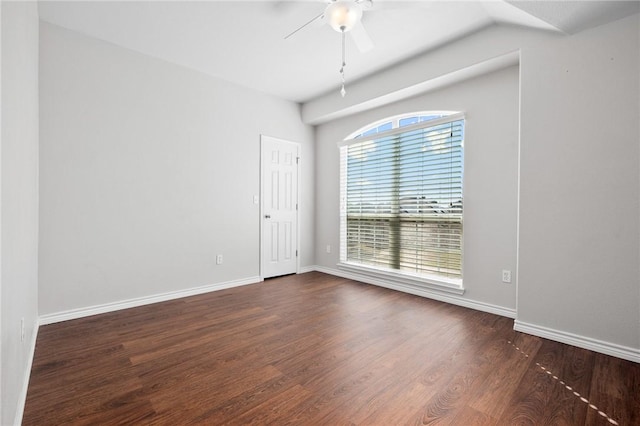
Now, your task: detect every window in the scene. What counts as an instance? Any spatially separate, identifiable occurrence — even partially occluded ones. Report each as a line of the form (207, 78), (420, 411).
(339, 112), (465, 288)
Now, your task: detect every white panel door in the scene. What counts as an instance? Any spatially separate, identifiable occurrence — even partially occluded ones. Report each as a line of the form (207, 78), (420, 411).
(261, 136), (299, 278)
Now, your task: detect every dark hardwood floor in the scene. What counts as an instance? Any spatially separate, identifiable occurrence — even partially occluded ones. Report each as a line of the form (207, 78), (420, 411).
(23, 272), (639, 425)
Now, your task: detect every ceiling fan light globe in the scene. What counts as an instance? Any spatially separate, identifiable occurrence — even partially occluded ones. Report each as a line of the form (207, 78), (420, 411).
(326, 0), (362, 33)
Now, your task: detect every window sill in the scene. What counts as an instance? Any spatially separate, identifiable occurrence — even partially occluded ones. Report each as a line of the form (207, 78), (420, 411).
(337, 262), (465, 296)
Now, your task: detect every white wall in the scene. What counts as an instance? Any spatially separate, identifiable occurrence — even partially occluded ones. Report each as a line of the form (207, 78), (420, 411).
(517, 14), (640, 355)
(1, 2), (40, 424)
(315, 65), (520, 315)
(38, 22), (314, 317)
(303, 24), (557, 126)
(313, 15), (640, 360)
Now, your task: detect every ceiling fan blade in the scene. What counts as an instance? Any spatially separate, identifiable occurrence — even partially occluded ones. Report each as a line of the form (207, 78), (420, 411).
(349, 20), (374, 52)
(356, 0), (373, 10)
(284, 11), (325, 40)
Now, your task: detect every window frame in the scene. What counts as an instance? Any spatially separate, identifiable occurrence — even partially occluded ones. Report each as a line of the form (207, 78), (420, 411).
(346, 111), (458, 140)
(338, 112), (466, 294)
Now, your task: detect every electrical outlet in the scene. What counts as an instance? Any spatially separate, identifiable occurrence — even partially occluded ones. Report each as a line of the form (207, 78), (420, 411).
(502, 270), (512, 283)
(21, 317), (25, 343)
(216, 254), (223, 265)
(326, 245), (331, 254)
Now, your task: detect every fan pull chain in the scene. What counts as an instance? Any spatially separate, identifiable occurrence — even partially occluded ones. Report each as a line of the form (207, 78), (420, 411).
(340, 28), (346, 97)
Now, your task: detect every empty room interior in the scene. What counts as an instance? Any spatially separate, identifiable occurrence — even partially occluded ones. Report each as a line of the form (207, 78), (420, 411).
(2, 0), (640, 424)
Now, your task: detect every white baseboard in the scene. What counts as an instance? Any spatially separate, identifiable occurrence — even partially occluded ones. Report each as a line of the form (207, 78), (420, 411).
(14, 318), (39, 426)
(514, 320), (640, 363)
(298, 265), (316, 274)
(39, 276), (262, 325)
(313, 265), (517, 319)
(315, 266), (640, 363)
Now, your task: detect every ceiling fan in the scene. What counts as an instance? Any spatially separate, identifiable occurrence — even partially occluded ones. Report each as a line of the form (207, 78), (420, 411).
(285, 0), (374, 53)
(285, 0), (375, 97)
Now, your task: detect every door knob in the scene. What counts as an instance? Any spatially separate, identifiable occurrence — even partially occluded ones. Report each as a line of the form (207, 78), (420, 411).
(264, 214), (271, 219)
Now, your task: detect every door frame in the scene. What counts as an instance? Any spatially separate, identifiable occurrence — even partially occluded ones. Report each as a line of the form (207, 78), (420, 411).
(259, 134), (301, 280)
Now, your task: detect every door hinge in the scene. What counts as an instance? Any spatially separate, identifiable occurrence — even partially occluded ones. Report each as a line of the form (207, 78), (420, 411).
(296, 203), (298, 211)
(296, 250), (298, 257)
(296, 157), (300, 164)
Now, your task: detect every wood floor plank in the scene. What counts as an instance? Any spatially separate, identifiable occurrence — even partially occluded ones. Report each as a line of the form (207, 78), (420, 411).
(467, 335), (534, 420)
(415, 332), (510, 424)
(23, 272), (640, 425)
(586, 353), (640, 425)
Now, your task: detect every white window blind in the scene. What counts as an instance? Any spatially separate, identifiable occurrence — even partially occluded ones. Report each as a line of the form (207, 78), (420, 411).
(339, 113), (464, 283)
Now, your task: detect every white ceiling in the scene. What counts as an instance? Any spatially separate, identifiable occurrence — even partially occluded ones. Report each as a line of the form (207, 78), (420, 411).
(38, 1), (640, 103)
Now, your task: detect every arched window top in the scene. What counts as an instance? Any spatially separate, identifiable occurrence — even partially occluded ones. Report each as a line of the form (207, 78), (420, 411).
(346, 111), (459, 140)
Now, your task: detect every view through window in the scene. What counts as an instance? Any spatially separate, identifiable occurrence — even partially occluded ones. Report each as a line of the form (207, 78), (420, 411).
(339, 112), (465, 285)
